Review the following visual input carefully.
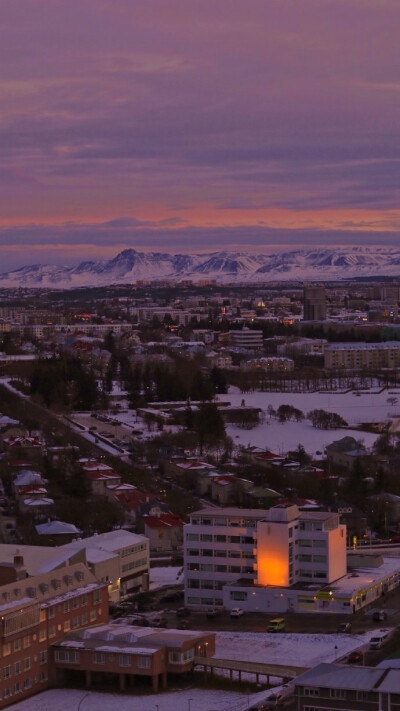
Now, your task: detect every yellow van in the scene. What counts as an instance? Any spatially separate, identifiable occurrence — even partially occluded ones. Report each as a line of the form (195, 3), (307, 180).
(267, 618), (286, 633)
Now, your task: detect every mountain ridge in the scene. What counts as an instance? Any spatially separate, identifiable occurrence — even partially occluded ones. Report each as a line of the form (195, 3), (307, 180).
(1, 246), (400, 288)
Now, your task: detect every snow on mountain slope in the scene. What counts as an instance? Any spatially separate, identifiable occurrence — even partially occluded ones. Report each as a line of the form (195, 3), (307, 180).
(1, 246), (400, 287)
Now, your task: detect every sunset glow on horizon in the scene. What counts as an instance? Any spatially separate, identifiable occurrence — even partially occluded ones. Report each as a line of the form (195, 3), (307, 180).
(1, 0), (399, 269)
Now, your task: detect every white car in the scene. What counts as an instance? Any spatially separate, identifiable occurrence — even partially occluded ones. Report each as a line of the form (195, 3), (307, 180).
(230, 608), (244, 618)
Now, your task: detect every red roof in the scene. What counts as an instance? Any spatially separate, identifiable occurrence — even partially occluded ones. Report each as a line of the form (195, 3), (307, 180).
(114, 490), (147, 511)
(144, 514), (184, 529)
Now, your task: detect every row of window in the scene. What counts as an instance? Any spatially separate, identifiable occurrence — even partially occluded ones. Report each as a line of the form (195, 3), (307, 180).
(121, 556), (148, 573)
(190, 518), (257, 528)
(187, 563), (254, 574)
(303, 687), (374, 701)
(186, 533), (254, 544)
(186, 549), (254, 559)
(55, 650), (153, 669)
(120, 543), (148, 557)
(3, 656), (35, 678)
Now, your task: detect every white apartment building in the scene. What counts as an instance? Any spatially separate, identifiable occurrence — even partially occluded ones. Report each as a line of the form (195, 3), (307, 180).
(184, 508), (265, 609)
(324, 341), (400, 370)
(229, 328), (264, 350)
(184, 505), (347, 613)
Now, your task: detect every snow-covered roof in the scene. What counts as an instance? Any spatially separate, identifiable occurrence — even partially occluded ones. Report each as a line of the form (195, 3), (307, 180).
(35, 521), (80, 536)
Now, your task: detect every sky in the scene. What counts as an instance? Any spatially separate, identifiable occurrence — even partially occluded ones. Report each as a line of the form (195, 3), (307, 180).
(1, 0), (400, 269)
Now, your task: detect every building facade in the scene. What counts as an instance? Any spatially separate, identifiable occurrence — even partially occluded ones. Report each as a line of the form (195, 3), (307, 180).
(0, 561), (108, 708)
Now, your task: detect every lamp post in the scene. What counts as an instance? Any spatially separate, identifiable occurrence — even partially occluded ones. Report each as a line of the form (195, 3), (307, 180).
(78, 692), (90, 711)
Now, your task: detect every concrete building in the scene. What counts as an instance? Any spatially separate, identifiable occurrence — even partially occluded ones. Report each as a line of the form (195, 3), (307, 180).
(294, 662), (400, 711)
(183, 505), (400, 615)
(324, 341), (400, 370)
(184, 508), (264, 610)
(229, 328), (263, 350)
(0, 529), (150, 603)
(303, 285), (326, 321)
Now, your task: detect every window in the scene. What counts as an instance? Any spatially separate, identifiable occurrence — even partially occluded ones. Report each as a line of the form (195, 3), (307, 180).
(13, 639), (21, 652)
(93, 653), (105, 665)
(90, 610), (96, 622)
(24, 657), (31, 671)
(63, 620), (71, 632)
(81, 613), (88, 625)
(40, 650), (47, 665)
(137, 655), (151, 669)
(48, 606), (55, 619)
(39, 671), (48, 683)
(23, 678), (31, 690)
(3, 643), (11, 657)
(72, 616), (79, 629)
(304, 687), (319, 696)
(14, 661), (21, 676)
(72, 598), (79, 609)
(23, 636), (30, 649)
(93, 590), (102, 604)
(168, 649), (194, 664)
(357, 691), (369, 701)
(55, 650), (79, 663)
(81, 595), (87, 606)
(4, 665), (11, 679)
(119, 655), (131, 667)
(49, 625), (56, 638)
(39, 628), (47, 642)
(230, 591), (247, 601)
(64, 601), (70, 613)
(4, 688), (11, 699)
(330, 689), (346, 699)
(14, 682), (21, 694)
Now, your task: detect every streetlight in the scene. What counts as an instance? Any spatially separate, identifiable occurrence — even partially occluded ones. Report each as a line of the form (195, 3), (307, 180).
(78, 692), (90, 711)
(188, 698), (193, 711)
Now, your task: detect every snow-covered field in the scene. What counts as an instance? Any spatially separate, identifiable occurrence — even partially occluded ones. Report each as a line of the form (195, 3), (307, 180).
(11, 687), (246, 711)
(217, 387), (400, 457)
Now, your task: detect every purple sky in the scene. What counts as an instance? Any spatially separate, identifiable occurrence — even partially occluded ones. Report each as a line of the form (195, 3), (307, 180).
(1, 0), (399, 269)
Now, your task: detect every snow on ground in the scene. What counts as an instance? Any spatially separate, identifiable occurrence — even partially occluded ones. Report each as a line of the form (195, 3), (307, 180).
(222, 386), (400, 425)
(11, 631), (381, 711)
(11, 687), (246, 711)
(217, 387), (397, 457)
(226, 420), (378, 459)
(214, 630), (377, 668)
(150, 566), (183, 590)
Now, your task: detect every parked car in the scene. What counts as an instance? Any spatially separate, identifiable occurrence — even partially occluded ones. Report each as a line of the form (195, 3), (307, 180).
(370, 632), (389, 650)
(230, 608), (244, 618)
(372, 609), (387, 622)
(176, 607), (191, 618)
(347, 650), (363, 664)
(337, 622), (352, 633)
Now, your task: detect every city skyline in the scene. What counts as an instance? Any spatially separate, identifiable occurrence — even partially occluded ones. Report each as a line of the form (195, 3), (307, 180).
(1, 0), (399, 269)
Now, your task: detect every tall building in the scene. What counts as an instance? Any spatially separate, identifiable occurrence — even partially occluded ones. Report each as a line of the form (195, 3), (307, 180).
(303, 285), (326, 321)
(184, 505), (348, 613)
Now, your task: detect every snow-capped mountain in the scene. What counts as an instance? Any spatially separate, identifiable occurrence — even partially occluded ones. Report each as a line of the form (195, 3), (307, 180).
(1, 247), (400, 288)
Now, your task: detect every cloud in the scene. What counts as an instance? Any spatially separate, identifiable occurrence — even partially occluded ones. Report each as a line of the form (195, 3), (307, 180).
(0, 0), (399, 266)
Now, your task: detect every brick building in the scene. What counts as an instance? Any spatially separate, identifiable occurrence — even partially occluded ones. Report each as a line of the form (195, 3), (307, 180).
(0, 558), (108, 708)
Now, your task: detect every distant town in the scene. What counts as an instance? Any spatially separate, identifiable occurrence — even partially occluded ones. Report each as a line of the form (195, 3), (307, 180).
(1, 278), (400, 710)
